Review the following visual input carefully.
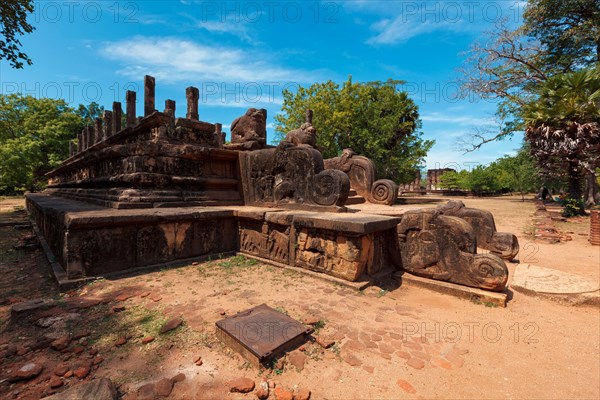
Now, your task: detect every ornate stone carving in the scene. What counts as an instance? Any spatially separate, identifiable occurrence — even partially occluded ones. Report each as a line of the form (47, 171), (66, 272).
(227, 108), (267, 150)
(436, 200), (519, 260)
(239, 144), (350, 210)
(397, 207), (509, 291)
(238, 221), (290, 264)
(295, 228), (372, 281)
(284, 123), (317, 148)
(324, 149), (398, 206)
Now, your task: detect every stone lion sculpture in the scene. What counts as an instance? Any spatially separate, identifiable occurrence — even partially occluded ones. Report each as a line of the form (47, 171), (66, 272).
(229, 108), (267, 150)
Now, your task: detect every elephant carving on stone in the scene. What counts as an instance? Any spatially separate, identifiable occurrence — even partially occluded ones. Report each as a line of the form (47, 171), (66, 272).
(436, 200), (519, 260)
(397, 207), (509, 292)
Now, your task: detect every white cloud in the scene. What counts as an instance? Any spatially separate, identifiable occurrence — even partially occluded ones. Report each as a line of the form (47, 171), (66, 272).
(100, 36), (317, 84)
(359, 1), (525, 46)
(421, 112), (493, 126)
(196, 21), (253, 43)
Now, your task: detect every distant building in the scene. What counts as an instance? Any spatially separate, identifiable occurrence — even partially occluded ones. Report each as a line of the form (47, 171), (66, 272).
(399, 169), (422, 191)
(426, 168), (455, 190)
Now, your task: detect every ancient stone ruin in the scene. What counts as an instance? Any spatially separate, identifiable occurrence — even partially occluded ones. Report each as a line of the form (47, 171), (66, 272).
(26, 76), (518, 295)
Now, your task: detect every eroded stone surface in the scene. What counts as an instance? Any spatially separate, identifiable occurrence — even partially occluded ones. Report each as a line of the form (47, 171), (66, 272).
(512, 264), (600, 294)
(43, 378), (118, 400)
(325, 148), (398, 206)
(437, 200), (519, 260)
(397, 205), (509, 292)
(227, 108), (267, 151)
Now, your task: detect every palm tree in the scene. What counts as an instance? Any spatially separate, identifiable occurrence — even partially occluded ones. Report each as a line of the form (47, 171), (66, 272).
(523, 67), (600, 207)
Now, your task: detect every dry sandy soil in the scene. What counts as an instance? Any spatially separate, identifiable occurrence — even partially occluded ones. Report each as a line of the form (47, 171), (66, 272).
(0, 195), (598, 400)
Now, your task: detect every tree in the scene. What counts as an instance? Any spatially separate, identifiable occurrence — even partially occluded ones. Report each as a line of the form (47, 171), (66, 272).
(523, 0), (600, 71)
(459, 0), (600, 150)
(490, 145), (541, 201)
(522, 67), (600, 206)
(274, 78), (434, 183)
(0, 94), (85, 193)
(76, 102), (105, 125)
(439, 170), (470, 190)
(0, 0), (35, 69)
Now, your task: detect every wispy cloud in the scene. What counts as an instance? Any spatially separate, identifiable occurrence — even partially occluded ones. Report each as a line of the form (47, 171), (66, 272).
(353, 1), (525, 46)
(196, 20), (254, 43)
(421, 112), (493, 126)
(100, 36), (318, 84)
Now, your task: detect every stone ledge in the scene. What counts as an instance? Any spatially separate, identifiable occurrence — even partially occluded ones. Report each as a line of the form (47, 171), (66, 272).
(238, 253), (374, 291)
(394, 272), (508, 307)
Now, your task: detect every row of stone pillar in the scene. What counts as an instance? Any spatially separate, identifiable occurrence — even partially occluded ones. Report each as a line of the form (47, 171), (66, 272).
(69, 75), (201, 157)
(142, 75), (199, 120)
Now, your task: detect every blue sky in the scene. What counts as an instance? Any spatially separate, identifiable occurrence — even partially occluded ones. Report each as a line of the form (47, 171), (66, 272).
(0, 0), (527, 170)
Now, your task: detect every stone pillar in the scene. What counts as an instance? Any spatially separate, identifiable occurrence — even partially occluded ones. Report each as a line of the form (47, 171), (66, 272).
(144, 75), (155, 117)
(69, 141), (75, 157)
(81, 128), (88, 150)
(86, 126), (94, 148)
(164, 99), (176, 118)
(305, 109), (313, 124)
(126, 90), (136, 127)
(215, 123), (223, 147)
(94, 118), (103, 144)
(77, 132), (83, 153)
(186, 87), (199, 120)
(112, 102), (122, 133)
(103, 111), (113, 139)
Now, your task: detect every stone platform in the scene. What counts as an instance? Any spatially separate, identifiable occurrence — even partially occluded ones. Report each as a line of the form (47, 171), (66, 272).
(26, 193), (400, 286)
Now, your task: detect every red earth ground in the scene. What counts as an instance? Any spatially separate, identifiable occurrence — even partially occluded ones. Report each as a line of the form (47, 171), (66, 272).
(0, 195), (598, 399)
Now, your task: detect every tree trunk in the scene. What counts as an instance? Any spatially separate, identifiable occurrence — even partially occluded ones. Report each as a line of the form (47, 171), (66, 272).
(567, 160), (582, 199)
(585, 170), (600, 208)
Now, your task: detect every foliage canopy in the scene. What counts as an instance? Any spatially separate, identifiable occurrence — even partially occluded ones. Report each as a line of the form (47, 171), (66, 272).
(0, 0), (35, 68)
(0, 94), (85, 193)
(274, 78), (434, 184)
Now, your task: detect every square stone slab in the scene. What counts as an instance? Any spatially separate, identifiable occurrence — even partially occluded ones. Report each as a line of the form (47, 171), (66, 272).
(215, 304), (311, 367)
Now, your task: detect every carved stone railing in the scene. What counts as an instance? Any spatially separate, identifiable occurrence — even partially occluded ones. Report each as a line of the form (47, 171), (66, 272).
(324, 149), (398, 206)
(396, 208), (509, 292)
(436, 200), (519, 260)
(239, 144), (350, 212)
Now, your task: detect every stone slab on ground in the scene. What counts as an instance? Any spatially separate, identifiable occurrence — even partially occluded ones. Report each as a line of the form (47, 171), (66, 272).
(511, 264), (600, 306)
(395, 272), (508, 307)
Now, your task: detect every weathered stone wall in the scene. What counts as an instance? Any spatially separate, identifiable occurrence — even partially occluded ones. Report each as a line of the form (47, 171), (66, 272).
(26, 194), (237, 279)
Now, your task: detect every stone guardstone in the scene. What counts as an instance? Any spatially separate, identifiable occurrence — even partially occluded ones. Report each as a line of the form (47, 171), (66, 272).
(511, 264), (599, 294)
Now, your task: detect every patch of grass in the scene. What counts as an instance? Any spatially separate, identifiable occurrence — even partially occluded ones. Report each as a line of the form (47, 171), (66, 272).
(266, 358), (284, 375)
(305, 344), (323, 362)
(274, 306), (288, 315)
(376, 289), (389, 298)
(330, 343), (341, 357)
(217, 255), (259, 274)
(313, 320), (326, 332)
(470, 297), (499, 308)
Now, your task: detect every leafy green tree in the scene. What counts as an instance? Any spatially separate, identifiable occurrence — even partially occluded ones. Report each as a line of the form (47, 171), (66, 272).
(523, 67), (600, 206)
(459, 0), (600, 150)
(465, 165), (501, 194)
(0, 94), (85, 193)
(274, 78), (434, 183)
(523, 0), (600, 71)
(490, 145), (541, 200)
(76, 102), (104, 125)
(0, 0), (35, 68)
(438, 170), (470, 190)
